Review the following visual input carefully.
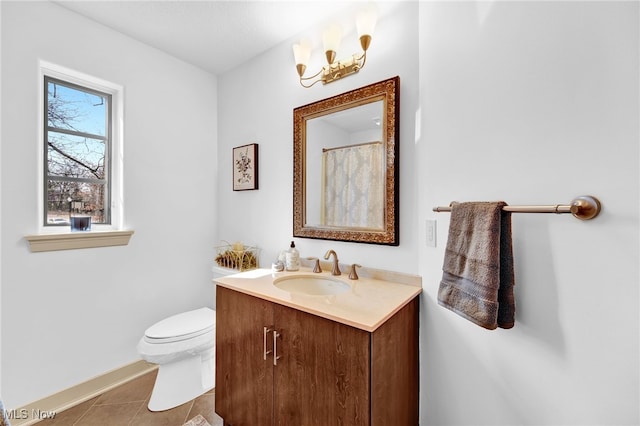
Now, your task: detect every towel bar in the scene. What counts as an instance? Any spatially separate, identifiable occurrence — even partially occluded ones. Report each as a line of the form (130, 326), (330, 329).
(432, 195), (601, 220)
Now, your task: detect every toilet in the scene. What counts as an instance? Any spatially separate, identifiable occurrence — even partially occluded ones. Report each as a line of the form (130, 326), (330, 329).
(137, 307), (216, 411)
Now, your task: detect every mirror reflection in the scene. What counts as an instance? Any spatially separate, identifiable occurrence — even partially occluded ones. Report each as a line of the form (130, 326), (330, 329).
(305, 101), (384, 228)
(293, 76), (399, 245)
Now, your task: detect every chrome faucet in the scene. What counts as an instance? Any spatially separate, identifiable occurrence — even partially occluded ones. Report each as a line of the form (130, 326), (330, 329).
(323, 249), (341, 276)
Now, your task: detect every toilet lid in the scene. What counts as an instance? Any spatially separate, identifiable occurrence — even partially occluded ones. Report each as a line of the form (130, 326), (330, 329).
(144, 307), (215, 342)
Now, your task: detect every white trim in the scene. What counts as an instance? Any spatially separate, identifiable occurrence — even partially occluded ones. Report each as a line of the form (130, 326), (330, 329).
(37, 60), (125, 233)
(8, 360), (156, 426)
(25, 230), (134, 252)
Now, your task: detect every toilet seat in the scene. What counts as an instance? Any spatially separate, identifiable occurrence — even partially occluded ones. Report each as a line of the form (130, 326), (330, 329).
(144, 307), (215, 344)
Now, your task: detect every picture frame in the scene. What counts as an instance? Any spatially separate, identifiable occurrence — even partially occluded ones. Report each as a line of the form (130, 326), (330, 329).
(233, 143), (259, 191)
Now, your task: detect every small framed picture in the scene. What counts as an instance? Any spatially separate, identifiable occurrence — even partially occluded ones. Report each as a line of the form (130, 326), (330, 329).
(233, 143), (259, 191)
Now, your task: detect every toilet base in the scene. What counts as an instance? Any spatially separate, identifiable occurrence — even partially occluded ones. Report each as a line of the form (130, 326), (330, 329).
(147, 348), (215, 412)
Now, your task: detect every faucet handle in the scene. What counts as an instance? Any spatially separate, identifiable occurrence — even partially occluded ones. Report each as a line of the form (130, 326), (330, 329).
(307, 257), (322, 273)
(348, 264), (362, 280)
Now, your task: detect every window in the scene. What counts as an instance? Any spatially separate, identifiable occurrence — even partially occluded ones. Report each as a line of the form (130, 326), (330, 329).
(39, 62), (123, 232)
(44, 76), (112, 227)
(26, 63), (131, 251)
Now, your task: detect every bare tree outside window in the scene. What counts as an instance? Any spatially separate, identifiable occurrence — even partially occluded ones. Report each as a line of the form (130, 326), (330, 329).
(45, 77), (111, 226)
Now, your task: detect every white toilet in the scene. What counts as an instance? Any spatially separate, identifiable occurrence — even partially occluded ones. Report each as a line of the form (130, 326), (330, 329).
(137, 307), (216, 411)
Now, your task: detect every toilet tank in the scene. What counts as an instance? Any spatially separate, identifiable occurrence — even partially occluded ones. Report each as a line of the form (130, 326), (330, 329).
(212, 266), (237, 308)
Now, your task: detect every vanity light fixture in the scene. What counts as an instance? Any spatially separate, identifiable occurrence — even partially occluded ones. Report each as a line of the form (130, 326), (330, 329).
(292, 3), (377, 88)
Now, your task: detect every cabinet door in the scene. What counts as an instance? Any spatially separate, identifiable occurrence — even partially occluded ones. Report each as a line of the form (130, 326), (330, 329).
(371, 298), (419, 425)
(216, 287), (274, 425)
(273, 304), (370, 426)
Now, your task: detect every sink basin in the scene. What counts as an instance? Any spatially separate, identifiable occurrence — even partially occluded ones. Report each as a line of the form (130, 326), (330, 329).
(273, 275), (351, 296)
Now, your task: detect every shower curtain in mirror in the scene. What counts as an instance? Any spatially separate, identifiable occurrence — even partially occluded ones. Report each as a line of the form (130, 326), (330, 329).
(322, 142), (384, 228)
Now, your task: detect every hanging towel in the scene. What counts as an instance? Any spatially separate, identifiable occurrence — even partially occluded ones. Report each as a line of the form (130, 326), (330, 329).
(438, 201), (515, 330)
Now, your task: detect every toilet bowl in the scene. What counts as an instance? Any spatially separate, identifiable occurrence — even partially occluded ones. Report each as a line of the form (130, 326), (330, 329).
(137, 307), (216, 411)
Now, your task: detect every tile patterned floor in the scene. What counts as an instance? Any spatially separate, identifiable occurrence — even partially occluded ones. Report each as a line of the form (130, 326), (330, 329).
(34, 369), (223, 426)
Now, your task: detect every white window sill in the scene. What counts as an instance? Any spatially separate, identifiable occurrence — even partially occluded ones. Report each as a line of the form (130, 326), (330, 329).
(25, 230), (134, 252)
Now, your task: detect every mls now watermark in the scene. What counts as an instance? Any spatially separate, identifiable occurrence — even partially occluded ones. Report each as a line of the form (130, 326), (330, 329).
(4, 408), (57, 420)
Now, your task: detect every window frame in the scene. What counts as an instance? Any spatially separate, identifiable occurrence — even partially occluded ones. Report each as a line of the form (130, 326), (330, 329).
(44, 75), (112, 227)
(38, 61), (124, 234)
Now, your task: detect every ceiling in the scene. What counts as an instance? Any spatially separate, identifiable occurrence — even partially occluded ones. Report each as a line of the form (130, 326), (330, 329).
(53, 1), (356, 75)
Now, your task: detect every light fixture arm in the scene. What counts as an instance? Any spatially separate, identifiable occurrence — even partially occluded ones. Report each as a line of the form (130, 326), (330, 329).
(356, 50), (367, 69)
(298, 67), (326, 88)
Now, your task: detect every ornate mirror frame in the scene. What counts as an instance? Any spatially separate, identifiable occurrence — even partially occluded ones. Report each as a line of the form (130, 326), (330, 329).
(293, 76), (399, 245)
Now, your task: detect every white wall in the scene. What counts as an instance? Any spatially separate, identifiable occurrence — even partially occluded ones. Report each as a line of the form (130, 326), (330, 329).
(216, 2), (419, 272)
(418, 2), (639, 425)
(1, 2), (218, 408)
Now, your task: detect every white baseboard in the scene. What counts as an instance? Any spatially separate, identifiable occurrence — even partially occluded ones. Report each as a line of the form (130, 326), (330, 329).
(8, 360), (157, 426)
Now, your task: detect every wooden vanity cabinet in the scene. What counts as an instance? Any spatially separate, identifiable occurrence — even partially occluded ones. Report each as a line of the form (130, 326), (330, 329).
(215, 286), (419, 426)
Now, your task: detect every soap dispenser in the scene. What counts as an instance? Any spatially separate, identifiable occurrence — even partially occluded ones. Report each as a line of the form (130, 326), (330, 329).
(285, 241), (300, 271)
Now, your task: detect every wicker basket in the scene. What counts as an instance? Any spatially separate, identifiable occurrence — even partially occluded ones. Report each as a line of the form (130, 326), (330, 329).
(214, 243), (259, 271)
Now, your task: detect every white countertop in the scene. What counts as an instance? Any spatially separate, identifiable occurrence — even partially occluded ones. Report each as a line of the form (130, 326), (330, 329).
(213, 267), (422, 332)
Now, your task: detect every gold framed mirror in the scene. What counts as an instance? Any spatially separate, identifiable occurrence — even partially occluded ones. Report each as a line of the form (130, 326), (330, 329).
(293, 76), (399, 245)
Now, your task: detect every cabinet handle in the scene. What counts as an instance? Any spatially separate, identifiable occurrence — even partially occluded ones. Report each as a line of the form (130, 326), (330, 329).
(273, 330), (281, 366)
(263, 326), (273, 360)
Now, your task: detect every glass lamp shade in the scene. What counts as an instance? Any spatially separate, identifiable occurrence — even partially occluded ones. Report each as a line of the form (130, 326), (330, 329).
(322, 24), (342, 63)
(356, 3), (378, 44)
(292, 39), (312, 67)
